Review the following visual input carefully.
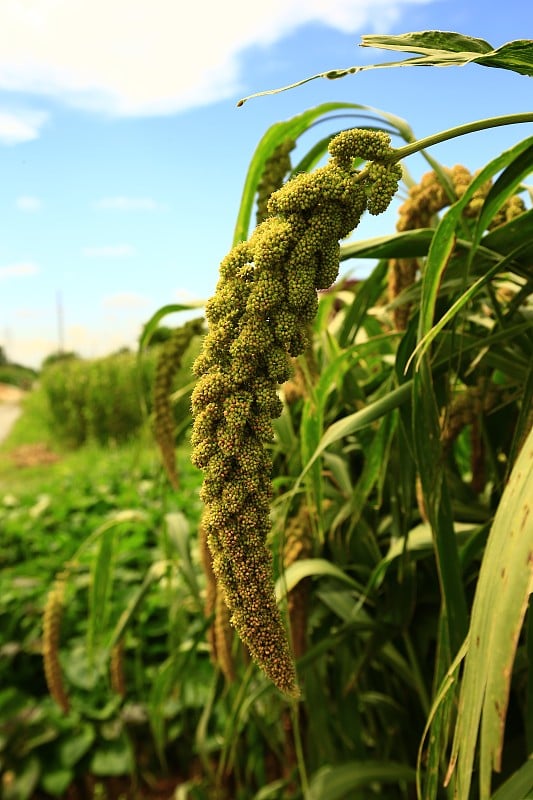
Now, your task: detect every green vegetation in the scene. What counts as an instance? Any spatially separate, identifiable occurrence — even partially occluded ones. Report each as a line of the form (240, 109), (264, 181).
(1, 29), (532, 800)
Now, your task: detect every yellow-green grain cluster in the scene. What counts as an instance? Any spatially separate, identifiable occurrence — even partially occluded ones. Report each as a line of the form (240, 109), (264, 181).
(283, 504), (315, 660)
(153, 318), (204, 488)
(191, 129), (402, 696)
(388, 166), (525, 329)
(42, 575), (69, 712)
(256, 138), (295, 225)
(199, 524), (236, 683)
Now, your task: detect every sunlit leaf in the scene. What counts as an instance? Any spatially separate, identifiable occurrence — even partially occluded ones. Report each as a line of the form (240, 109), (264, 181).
(309, 760), (416, 799)
(447, 425), (533, 799)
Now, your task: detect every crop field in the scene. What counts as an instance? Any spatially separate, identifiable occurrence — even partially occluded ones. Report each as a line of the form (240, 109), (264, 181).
(1, 30), (532, 800)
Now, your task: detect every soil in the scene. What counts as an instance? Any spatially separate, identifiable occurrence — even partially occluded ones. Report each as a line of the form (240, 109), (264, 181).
(0, 383), (60, 466)
(0, 383), (25, 444)
(9, 442), (61, 467)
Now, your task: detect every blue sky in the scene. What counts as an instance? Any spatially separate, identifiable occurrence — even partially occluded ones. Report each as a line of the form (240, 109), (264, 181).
(1, 0), (532, 367)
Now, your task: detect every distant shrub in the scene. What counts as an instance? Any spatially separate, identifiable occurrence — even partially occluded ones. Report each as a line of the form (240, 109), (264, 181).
(41, 351), (156, 446)
(0, 363), (38, 390)
(41, 350), (80, 369)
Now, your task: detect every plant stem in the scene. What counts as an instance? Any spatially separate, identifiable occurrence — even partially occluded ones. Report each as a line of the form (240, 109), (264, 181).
(291, 700), (310, 798)
(387, 113), (533, 161)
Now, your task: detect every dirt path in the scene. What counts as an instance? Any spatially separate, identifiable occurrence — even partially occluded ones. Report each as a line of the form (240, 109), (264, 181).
(0, 384), (25, 444)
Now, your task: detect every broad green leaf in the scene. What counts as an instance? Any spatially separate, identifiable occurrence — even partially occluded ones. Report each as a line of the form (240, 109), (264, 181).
(39, 766), (74, 797)
(411, 238), (533, 368)
(58, 724), (96, 767)
(276, 558), (364, 601)
(481, 208), (533, 269)
(300, 393), (324, 530)
(90, 735), (133, 776)
(362, 31), (493, 56)
(340, 229), (434, 261)
(3, 756), (40, 800)
(138, 302), (205, 351)
(88, 527), (115, 654)
(412, 358), (469, 652)
(527, 601), (533, 756)
(360, 32), (533, 77)
(491, 758), (533, 800)
(475, 142), (533, 243)
(239, 33), (533, 103)
(372, 522), (477, 588)
(333, 412), (396, 532)
(107, 561), (165, 651)
(309, 760), (416, 799)
(309, 380), (411, 460)
(447, 424), (533, 800)
(164, 512), (200, 605)
(338, 259), (389, 347)
(414, 136), (533, 358)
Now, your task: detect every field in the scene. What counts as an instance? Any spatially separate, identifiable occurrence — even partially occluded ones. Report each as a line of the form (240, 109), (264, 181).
(1, 31), (533, 800)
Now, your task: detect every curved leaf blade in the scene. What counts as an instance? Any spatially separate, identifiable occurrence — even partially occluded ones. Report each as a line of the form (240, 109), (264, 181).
(447, 425), (533, 799)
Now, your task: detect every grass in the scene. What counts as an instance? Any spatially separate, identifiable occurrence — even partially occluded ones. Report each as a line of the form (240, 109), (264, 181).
(0, 385), (167, 496)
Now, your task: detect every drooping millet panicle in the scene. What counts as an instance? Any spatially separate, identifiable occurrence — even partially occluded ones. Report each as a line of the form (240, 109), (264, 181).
(283, 504), (315, 660)
(388, 166), (526, 329)
(153, 318), (204, 488)
(191, 129), (402, 696)
(198, 523), (236, 682)
(110, 639), (127, 697)
(214, 590), (236, 684)
(42, 574), (69, 712)
(256, 138), (295, 225)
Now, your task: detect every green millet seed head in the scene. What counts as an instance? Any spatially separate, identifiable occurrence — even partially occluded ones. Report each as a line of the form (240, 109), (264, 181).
(256, 138), (295, 225)
(329, 128), (394, 167)
(153, 319), (204, 489)
(191, 127), (401, 696)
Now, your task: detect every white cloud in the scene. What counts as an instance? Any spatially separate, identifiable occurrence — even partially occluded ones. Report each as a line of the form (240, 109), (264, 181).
(0, 0), (429, 117)
(103, 292), (150, 308)
(0, 110), (48, 144)
(0, 261), (40, 279)
(16, 195), (42, 211)
(95, 196), (164, 211)
(82, 244), (136, 258)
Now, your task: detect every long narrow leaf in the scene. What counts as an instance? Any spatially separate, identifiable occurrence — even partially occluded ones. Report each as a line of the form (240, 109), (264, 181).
(447, 425), (533, 799)
(309, 760), (416, 800)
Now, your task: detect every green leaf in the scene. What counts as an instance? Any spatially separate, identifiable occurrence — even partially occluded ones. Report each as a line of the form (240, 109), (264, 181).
(39, 766), (73, 797)
(238, 33), (533, 103)
(3, 756), (40, 800)
(338, 259), (389, 347)
(360, 32), (533, 77)
(107, 562), (164, 651)
(58, 724), (95, 767)
(362, 31), (493, 56)
(340, 229), (434, 261)
(88, 527), (115, 654)
(413, 136), (533, 366)
(164, 511), (200, 606)
(308, 381), (411, 462)
(481, 208), (533, 269)
(447, 424), (533, 799)
(276, 558), (364, 601)
(411, 238), (533, 368)
(491, 758), (533, 800)
(90, 735), (133, 777)
(138, 302), (205, 351)
(309, 760), (416, 800)
(232, 102), (400, 243)
(412, 358), (469, 653)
